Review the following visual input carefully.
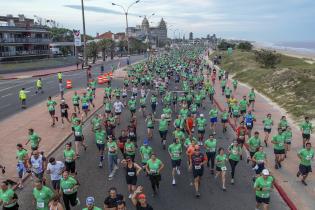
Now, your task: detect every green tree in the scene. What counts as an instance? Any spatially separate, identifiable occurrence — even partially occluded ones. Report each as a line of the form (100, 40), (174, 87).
(87, 41), (99, 63)
(238, 41), (253, 51)
(254, 49), (281, 68)
(99, 39), (111, 61)
(218, 40), (235, 50)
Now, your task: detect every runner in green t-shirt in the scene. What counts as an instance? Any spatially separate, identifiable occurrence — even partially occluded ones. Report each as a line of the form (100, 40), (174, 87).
(271, 129), (286, 169)
(26, 128), (42, 151)
(262, 113), (273, 147)
(196, 114), (206, 142)
(247, 131), (261, 166)
(221, 108), (229, 133)
(215, 148), (227, 191)
(145, 154), (164, 195)
(204, 134), (217, 172)
(59, 171), (80, 209)
(248, 88), (256, 111)
(95, 128), (106, 167)
(297, 142), (314, 185)
(209, 106), (219, 135)
(254, 169), (274, 210)
(300, 116), (313, 147)
(83, 196), (102, 210)
(252, 146), (267, 177)
(64, 143), (76, 175)
(232, 79), (238, 91)
(72, 91), (80, 113)
(124, 139), (136, 161)
(140, 140), (153, 166)
(33, 180), (54, 210)
(47, 96), (58, 126)
(159, 115), (168, 150)
(168, 138), (182, 185)
(228, 141), (242, 184)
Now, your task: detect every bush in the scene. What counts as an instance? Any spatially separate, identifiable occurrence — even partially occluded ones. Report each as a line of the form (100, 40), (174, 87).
(238, 42), (253, 51)
(217, 40), (236, 50)
(254, 49), (281, 68)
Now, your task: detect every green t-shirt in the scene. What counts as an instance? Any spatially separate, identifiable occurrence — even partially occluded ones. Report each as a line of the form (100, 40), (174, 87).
(298, 148), (314, 166)
(128, 100), (136, 111)
(147, 118), (154, 128)
(173, 130), (185, 140)
(104, 102), (112, 112)
(179, 109), (189, 119)
(216, 154), (227, 168)
(82, 207), (102, 210)
(159, 119), (168, 131)
(0, 188), (16, 208)
(300, 122), (313, 134)
(95, 130), (106, 144)
(125, 142), (136, 155)
(283, 130), (292, 143)
(272, 134), (285, 150)
(221, 79), (227, 87)
(263, 118), (273, 129)
(17, 149), (28, 161)
(228, 145), (242, 161)
(248, 91), (256, 100)
(239, 99), (248, 111)
(73, 125), (82, 137)
(209, 109), (218, 118)
(64, 149), (75, 162)
(107, 141), (118, 155)
(29, 133), (40, 148)
(224, 88), (232, 96)
(278, 119), (288, 130)
(196, 117), (206, 131)
(60, 176), (77, 195)
(248, 137), (261, 152)
(195, 94), (202, 104)
(140, 97), (146, 106)
(47, 100), (57, 111)
(81, 96), (89, 105)
(91, 117), (101, 131)
(33, 186), (54, 210)
(232, 80), (238, 87)
(253, 151), (266, 163)
(221, 112), (229, 120)
(151, 95), (157, 103)
(168, 143), (182, 160)
(147, 158), (162, 174)
(140, 146), (153, 163)
(232, 105), (240, 116)
(204, 139), (217, 152)
(72, 95), (80, 105)
(254, 176), (274, 198)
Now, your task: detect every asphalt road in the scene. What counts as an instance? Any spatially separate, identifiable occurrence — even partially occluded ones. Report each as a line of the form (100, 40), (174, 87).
(15, 72), (288, 210)
(0, 55), (145, 120)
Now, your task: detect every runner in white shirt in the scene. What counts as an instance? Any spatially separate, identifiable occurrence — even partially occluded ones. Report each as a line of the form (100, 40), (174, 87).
(113, 100), (124, 125)
(140, 87), (146, 98)
(132, 86), (138, 97)
(122, 87), (128, 106)
(46, 157), (64, 193)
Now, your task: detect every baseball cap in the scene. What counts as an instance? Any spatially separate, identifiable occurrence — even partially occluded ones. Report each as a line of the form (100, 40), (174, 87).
(138, 194), (146, 199)
(86, 197), (95, 205)
(262, 169), (270, 176)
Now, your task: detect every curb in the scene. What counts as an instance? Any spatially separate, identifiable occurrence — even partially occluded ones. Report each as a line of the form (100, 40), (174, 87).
(213, 98), (298, 210)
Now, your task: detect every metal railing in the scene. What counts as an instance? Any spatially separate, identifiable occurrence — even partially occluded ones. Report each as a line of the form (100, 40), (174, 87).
(0, 50), (50, 57)
(0, 37), (51, 44)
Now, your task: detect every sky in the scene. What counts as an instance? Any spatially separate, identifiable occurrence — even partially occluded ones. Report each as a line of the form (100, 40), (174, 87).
(3, 0), (315, 42)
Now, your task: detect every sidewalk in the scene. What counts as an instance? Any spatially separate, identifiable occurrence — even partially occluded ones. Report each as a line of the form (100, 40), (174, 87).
(0, 57), (122, 80)
(205, 57), (315, 210)
(0, 87), (104, 183)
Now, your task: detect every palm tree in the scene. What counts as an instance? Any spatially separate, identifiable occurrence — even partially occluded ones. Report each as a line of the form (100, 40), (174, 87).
(87, 41), (98, 63)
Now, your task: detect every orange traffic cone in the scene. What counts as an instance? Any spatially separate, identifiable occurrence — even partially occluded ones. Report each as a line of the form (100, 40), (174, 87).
(66, 80), (72, 89)
(98, 76), (104, 84)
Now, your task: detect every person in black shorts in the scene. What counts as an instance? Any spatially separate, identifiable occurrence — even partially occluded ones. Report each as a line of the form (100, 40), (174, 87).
(189, 145), (207, 198)
(60, 100), (70, 126)
(121, 156), (142, 199)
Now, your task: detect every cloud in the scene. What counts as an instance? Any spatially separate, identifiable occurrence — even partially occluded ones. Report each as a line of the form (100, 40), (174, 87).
(64, 5), (140, 16)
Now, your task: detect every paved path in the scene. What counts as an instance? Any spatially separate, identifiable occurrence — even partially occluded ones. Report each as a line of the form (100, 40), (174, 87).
(0, 55), (145, 120)
(205, 56), (315, 210)
(13, 63), (287, 210)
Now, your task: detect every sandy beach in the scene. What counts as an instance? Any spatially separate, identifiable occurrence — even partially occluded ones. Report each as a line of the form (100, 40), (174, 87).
(253, 42), (315, 62)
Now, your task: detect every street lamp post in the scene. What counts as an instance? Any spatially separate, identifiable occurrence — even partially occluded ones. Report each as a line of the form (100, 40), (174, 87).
(81, 0), (88, 84)
(112, 0), (141, 56)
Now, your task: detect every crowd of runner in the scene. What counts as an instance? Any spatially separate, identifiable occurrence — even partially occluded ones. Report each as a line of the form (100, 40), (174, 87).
(1, 46), (313, 210)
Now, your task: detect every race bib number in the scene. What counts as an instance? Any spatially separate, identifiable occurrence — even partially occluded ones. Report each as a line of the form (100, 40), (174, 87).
(127, 172), (135, 176)
(63, 188), (71, 193)
(75, 131), (81, 136)
(96, 140), (103, 144)
(209, 148), (215, 152)
(265, 125), (271, 129)
(33, 163), (39, 168)
(278, 143), (283, 147)
(37, 201), (45, 208)
(194, 165), (201, 170)
(150, 169), (157, 174)
(306, 155), (312, 160)
(246, 122), (252, 126)
(221, 166), (227, 171)
(173, 153), (180, 158)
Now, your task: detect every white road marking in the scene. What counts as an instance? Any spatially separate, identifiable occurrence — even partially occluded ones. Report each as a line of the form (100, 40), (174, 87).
(0, 104), (11, 109)
(1, 93), (13, 98)
(24, 90), (31, 93)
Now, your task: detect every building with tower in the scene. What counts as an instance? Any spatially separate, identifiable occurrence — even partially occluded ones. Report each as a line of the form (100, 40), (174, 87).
(127, 17), (168, 47)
